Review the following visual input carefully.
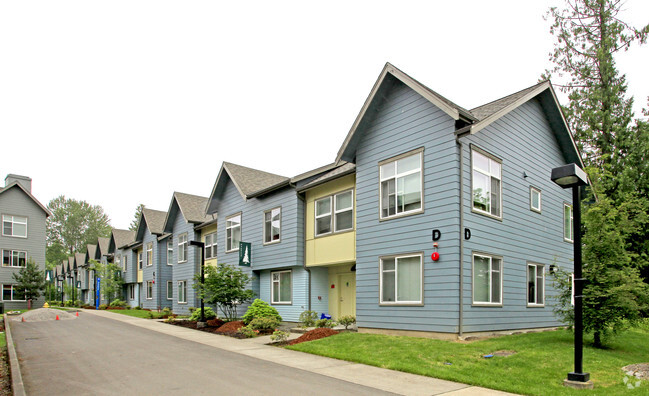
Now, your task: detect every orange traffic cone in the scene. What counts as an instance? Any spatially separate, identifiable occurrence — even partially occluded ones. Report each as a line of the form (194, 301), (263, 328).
(55, 315), (60, 321)
(76, 312), (79, 317)
(21, 317), (25, 322)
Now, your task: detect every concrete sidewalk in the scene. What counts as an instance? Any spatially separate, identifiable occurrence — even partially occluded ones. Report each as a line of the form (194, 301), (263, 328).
(80, 309), (518, 396)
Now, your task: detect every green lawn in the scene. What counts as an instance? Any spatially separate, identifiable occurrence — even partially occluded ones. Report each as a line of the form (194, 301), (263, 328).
(104, 309), (165, 319)
(287, 325), (649, 395)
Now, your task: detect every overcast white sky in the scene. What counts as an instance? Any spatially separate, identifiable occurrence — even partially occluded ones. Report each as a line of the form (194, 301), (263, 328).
(1, 1), (647, 230)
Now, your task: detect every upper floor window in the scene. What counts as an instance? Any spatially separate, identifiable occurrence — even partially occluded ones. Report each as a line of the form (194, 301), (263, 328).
(115, 255), (121, 270)
(146, 243), (153, 266)
(380, 151), (423, 219)
(564, 204), (573, 242)
(226, 214), (241, 252)
(2, 215), (27, 237)
(205, 233), (217, 259)
(136, 251), (141, 270)
(2, 250), (26, 267)
(472, 253), (502, 305)
(530, 187), (541, 213)
(472, 149), (502, 218)
(178, 233), (188, 262)
(167, 239), (173, 265)
(125, 254), (130, 271)
(315, 190), (354, 236)
(264, 208), (281, 244)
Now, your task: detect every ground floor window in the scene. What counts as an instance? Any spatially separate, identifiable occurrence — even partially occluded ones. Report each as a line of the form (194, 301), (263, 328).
(380, 253), (422, 304)
(473, 253), (502, 305)
(146, 281), (153, 299)
(527, 263), (545, 306)
(167, 281), (173, 300)
(271, 270), (291, 304)
(178, 280), (187, 303)
(2, 284), (25, 301)
(129, 284), (135, 300)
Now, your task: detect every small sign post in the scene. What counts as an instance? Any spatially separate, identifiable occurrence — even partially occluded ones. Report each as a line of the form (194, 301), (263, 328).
(239, 242), (251, 267)
(95, 277), (101, 310)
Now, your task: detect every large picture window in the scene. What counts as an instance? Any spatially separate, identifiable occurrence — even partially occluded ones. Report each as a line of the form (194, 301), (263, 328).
(527, 263), (545, 306)
(380, 254), (422, 304)
(226, 214), (241, 252)
(472, 149), (502, 218)
(178, 233), (188, 262)
(380, 152), (423, 219)
(315, 190), (354, 236)
(205, 233), (217, 259)
(2, 250), (26, 267)
(271, 270), (291, 304)
(473, 253), (502, 305)
(2, 215), (27, 237)
(564, 204), (573, 242)
(264, 208), (281, 244)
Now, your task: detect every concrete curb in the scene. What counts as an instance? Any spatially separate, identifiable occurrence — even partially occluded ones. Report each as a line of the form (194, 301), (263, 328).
(4, 313), (26, 396)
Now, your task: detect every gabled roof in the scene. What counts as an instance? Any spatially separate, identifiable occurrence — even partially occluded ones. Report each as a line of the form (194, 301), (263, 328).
(136, 208), (167, 241)
(336, 62), (476, 163)
(297, 162), (356, 192)
(86, 244), (97, 263)
(108, 229), (136, 253)
(461, 80), (583, 167)
(68, 256), (75, 271)
(163, 192), (214, 233)
(0, 181), (51, 217)
(74, 252), (86, 268)
(97, 237), (110, 258)
(206, 162), (290, 214)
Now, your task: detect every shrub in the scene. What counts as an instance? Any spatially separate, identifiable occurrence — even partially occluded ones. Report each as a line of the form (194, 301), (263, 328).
(242, 299), (282, 324)
(316, 319), (336, 328)
(248, 316), (281, 332)
(161, 307), (172, 317)
(189, 306), (217, 321)
(109, 299), (127, 308)
(98, 304), (108, 310)
(270, 330), (290, 343)
(338, 315), (356, 330)
(134, 306), (142, 310)
(237, 326), (259, 338)
(166, 315), (176, 323)
(299, 310), (319, 328)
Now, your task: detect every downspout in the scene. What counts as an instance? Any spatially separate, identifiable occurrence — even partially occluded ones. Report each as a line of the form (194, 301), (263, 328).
(297, 191), (311, 311)
(455, 129), (469, 338)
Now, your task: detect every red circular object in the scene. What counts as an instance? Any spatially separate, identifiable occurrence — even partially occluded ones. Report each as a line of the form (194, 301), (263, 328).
(431, 252), (440, 261)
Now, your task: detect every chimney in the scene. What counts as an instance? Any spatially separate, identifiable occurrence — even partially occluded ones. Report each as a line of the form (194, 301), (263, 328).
(5, 174), (32, 193)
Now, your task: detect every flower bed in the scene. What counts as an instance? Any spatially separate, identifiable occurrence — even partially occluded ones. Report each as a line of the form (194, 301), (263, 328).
(288, 328), (338, 345)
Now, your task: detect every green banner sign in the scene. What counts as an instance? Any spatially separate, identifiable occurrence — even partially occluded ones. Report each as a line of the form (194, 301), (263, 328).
(239, 242), (251, 266)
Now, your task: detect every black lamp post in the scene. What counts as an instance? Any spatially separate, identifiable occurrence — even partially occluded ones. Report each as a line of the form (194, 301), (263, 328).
(189, 240), (206, 322)
(59, 276), (64, 305)
(551, 163), (591, 387)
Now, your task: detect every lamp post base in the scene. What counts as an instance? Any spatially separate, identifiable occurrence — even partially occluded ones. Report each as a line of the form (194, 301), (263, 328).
(564, 372), (593, 389)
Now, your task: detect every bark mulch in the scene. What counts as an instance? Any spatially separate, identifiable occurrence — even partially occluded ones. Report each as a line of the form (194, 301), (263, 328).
(167, 320), (247, 338)
(288, 328), (339, 345)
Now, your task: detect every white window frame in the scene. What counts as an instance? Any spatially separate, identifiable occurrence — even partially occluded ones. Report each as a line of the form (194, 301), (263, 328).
(124, 254), (129, 272)
(472, 252), (503, 306)
(263, 207), (281, 244)
(2, 249), (27, 267)
(271, 270), (292, 305)
(471, 148), (502, 219)
(2, 284), (26, 301)
(204, 233), (217, 259)
(564, 203), (573, 242)
(146, 243), (153, 266)
(178, 280), (187, 304)
(129, 284), (135, 300)
(379, 151), (424, 220)
(379, 253), (423, 305)
(527, 263), (545, 307)
(178, 233), (188, 263)
(315, 189), (354, 237)
(136, 251), (142, 270)
(2, 215), (27, 238)
(167, 239), (173, 265)
(226, 213), (241, 252)
(314, 196), (333, 236)
(334, 190), (354, 232)
(146, 280), (153, 299)
(530, 187), (542, 213)
(166, 281), (173, 300)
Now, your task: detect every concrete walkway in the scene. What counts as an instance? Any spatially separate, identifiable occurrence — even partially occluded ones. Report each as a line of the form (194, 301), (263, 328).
(72, 309), (518, 396)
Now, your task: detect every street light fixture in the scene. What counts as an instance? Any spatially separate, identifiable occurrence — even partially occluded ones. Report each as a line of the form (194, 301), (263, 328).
(189, 240), (206, 323)
(551, 163), (591, 388)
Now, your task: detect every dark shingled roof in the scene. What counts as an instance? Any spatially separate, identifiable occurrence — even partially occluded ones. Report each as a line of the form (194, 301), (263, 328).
(174, 192), (213, 223)
(86, 244), (97, 261)
(470, 81), (547, 120)
(224, 162), (289, 198)
(97, 237), (110, 256)
(298, 162), (356, 192)
(75, 252), (86, 266)
(142, 208), (167, 235)
(112, 229), (136, 249)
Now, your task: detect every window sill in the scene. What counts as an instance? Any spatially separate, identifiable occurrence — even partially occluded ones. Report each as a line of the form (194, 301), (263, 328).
(1, 235), (27, 239)
(178, 260), (188, 264)
(379, 302), (424, 307)
(471, 208), (503, 221)
(564, 238), (574, 244)
(527, 304), (545, 308)
(263, 240), (281, 246)
(379, 209), (424, 222)
(271, 302), (292, 305)
(530, 208), (542, 214)
(472, 303), (503, 307)
(178, 302), (188, 305)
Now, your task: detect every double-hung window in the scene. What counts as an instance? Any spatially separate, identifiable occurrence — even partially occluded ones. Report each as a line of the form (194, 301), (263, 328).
(226, 214), (241, 252)
(146, 243), (153, 266)
(380, 151), (423, 219)
(2, 284), (25, 301)
(167, 239), (173, 265)
(564, 204), (573, 242)
(205, 233), (217, 259)
(2, 250), (26, 267)
(136, 251), (141, 270)
(178, 233), (188, 262)
(472, 149), (502, 218)
(146, 280), (153, 299)
(530, 187), (541, 213)
(380, 254), (423, 304)
(178, 280), (187, 303)
(271, 270), (291, 304)
(129, 284), (135, 300)
(315, 190), (354, 236)
(527, 263), (545, 306)
(264, 208), (281, 244)
(472, 253), (502, 305)
(2, 215), (27, 237)
(167, 281), (173, 300)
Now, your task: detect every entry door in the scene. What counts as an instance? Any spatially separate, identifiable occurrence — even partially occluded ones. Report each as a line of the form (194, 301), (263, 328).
(338, 273), (356, 318)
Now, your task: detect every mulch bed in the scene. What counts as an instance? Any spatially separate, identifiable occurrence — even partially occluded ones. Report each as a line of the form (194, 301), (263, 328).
(167, 320), (247, 338)
(0, 347), (11, 396)
(288, 328), (339, 345)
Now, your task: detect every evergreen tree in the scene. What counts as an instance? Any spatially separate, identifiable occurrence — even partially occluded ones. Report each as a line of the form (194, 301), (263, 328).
(12, 258), (47, 302)
(129, 203), (145, 231)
